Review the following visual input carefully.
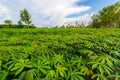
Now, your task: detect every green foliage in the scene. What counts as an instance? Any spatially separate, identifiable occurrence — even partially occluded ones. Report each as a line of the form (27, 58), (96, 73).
(0, 70), (8, 80)
(0, 24), (36, 28)
(20, 9), (32, 28)
(0, 28), (120, 80)
(4, 20), (12, 25)
(91, 1), (120, 28)
(4, 20), (13, 28)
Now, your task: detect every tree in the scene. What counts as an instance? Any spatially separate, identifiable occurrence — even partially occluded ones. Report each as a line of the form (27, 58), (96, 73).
(115, 1), (120, 14)
(80, 22), (85, 27)
(60, 25), (65, 28)
(91, 14), (100, 28)
(114, 2), (120, 27)
(20, 9), (32, 28)
(91, 1), (120, 28)
(18, 20), (23, 28)
(99, 5), (116, 27)
(4, 20), (13, 28)
(4, 20), (12, 25)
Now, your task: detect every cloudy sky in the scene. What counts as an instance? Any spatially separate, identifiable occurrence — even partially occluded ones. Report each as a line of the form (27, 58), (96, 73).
(0, 0), (118, 27)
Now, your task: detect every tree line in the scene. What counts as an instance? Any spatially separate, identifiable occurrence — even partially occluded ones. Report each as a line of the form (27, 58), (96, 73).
(0, 9), (36, 28)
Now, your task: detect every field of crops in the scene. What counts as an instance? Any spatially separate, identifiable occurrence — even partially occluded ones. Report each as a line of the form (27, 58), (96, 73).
(0, 28), (120, 80)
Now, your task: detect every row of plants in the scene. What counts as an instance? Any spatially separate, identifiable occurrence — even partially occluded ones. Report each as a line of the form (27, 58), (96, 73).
(0, 28), (120, 80)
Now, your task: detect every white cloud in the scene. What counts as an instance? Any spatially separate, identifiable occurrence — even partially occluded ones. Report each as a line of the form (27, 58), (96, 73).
(0, 4), (9, 14)
(0, 0), (92, 27)
(64, 13), (94, 25)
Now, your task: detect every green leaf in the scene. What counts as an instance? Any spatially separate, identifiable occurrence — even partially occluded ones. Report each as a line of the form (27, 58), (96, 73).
(106, 58), (113, 67)
(25, 70), (34, 80)
(59, 70), (64, 77)
(91, 74), (98, 79)
(97, 77), (100, 80)
(40, 68), (47, 74)
(15, 66), (24, 76)
(19, 71), (26, 80)
(0, 70), (8, 80)
(104, 66), (111, 75)
(76, 75), (84, 80)
(92, 63), (98, 69)
(71, 76), (74, 80)
(11, 66), (20, 71)
(99, 65), (104, 75)
(46, 70), (56, 78)
(8, 63), (15, 71)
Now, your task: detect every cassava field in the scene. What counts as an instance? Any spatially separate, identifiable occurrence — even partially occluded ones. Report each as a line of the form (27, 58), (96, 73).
(0, 28), (120, 80)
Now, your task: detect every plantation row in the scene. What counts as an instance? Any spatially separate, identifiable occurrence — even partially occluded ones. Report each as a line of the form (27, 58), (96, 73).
(0, 28), (120, 80)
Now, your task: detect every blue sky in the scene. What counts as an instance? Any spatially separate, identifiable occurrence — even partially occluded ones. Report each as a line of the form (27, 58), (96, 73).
(0, 0), (119, 27)
(79, 0), (118, 13)
(67, 0), (118, 18)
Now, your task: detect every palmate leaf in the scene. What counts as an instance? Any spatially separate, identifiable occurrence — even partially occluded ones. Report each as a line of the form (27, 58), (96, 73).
(103, 65), (113, 75)
(90, 62), (113, 75)
(46, 70), (56, 78)
(51, 54), (64, 66)
(71, 73), (85, 80)
(64, 58), (73, 69)
(17, 69), (36, 80)
(39, 68), (47, 74)
(15, 66), (24, 76)
(99, 65), (104, 75)
(92, 63), (98, 69)
(18, 71), (26, 80)
(9, 59), (32, 76)
(7, 61), (16, 71)
(6, 59), (19, 71)
(71, 55), (82, 68)
(91, 74), (107, 80)
(66, 69), (84, 80)
(56, 64), (67, 78)
(108, 70), (120, 80)
(10, 66), (24, 76)
(11, 66), (20, 71)
(33, 58), (51, 75)
(25, 70), (34, 80)
(80, 66), (93, 76)
(89, 53), (116, 72)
